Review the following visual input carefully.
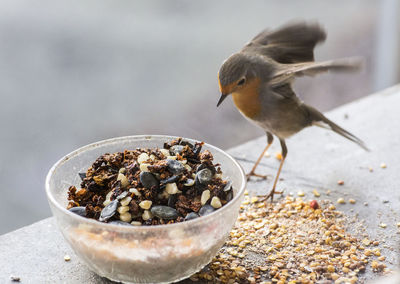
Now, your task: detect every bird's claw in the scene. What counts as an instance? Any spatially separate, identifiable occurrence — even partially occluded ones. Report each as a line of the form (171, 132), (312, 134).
(258, 189), (283, 203)
(246, 171), (267, 181)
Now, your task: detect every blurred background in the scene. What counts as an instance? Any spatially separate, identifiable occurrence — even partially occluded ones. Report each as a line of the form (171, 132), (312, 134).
(0, 0), (399, 234)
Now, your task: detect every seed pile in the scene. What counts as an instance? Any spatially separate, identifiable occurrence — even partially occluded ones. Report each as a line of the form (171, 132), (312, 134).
(66, 138), (233, 226)
(191, 195), (388, 283)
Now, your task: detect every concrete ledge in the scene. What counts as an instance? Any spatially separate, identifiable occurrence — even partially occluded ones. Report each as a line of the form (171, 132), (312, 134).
(1, 85), (400, 283)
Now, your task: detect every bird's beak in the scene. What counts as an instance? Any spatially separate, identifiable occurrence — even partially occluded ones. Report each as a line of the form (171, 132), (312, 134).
(217, 94), (228, 107)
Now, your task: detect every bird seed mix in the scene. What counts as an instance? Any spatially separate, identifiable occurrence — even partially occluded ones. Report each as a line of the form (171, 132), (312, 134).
(191, 196), (390, 283)
(66, 138), (234, 225)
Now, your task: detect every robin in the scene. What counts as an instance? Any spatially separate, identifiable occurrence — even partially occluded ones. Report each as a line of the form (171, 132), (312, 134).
(216, 22), (368, 201)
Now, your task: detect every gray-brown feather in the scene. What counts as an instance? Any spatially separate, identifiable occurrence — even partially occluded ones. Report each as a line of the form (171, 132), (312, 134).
(242, 21), (326, 63)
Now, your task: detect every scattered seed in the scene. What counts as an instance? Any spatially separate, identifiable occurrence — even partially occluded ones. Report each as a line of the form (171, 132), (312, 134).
(10, 276), (20, 282)
(275, 152), (283, 161)
(64, 255), (71, 261)
(192, 196), (389, 282)
(337, 198), (346, 204)
(297, 191), (305, 197)
(379, 223), (387, 228)
(337, 180), (344, 185)
(362, 238), (371, 246)
(349, 199), (356, 204)
(250, 196), (258, 203)
(131, 221), (142, 226)
(309, 200), (319, 209)
(380, 163), (387, 169)
(312, 189), (320, 197)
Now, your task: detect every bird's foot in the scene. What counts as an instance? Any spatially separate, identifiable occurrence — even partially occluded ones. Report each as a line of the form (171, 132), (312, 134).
(258, 188), (283, 203)
(246, 171), (267, 181)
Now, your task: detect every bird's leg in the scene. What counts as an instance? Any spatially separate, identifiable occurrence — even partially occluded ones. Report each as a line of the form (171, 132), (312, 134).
(246, 132), (273, 181)
(264, 139), (287, 202)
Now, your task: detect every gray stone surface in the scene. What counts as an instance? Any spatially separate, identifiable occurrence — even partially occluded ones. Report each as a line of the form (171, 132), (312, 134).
(1, 85), (400, 283)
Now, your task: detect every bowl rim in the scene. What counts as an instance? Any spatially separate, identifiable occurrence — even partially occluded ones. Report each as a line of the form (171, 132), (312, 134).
(45, 134), (246, 231)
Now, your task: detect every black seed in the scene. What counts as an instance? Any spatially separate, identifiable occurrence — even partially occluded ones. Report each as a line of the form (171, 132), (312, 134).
(99, 200), (118, 222)
(199, 205), (215, 216)
(117, 191), (129, 200)
(223, 180), (233, 192)
(226, 190), (233, 202)
(195, 168), (213, 185)
(160, 175), (180, 185)
(108, 220), (132, 226)
(151, 206), (179, 220)
(196, 163), (207, 173)
(78, 172), (86, 181)
(68, 206), (86, 217)
(169, 145), (185, 155)
(185, 212), (199, 221)
(196, 163), (216, 175)
(168, 194), (178, 207)
(140, 172), (159, 189)
(167, 159), (185, 175)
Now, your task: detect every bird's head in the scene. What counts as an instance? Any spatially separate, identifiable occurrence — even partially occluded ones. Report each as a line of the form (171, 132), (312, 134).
(217, 53), (274, 107)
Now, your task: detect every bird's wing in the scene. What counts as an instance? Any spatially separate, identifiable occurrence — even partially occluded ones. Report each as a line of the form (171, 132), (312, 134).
(270, 83), (297, 99)
(242, 22), (326, 64)
(270, 57), (362, 86)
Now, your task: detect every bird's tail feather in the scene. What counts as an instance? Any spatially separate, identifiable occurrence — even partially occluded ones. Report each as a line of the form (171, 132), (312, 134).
(307, 105), (369, 151)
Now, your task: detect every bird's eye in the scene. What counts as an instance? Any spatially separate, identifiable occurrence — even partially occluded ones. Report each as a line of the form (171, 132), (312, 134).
(237, 78), (246, 86)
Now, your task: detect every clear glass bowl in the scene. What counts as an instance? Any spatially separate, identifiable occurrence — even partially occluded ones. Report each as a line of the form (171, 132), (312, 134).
(45, 135), (246, 283)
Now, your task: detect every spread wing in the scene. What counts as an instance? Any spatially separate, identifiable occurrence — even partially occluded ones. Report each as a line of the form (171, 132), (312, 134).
(270, 57), (363, 87)
(242, 22), (326, 64)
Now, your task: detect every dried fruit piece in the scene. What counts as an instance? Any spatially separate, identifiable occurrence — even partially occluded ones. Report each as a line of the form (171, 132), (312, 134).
(309, 200), (319, 209)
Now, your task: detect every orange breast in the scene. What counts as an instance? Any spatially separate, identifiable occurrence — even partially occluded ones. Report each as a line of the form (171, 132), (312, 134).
(232, 78), (261, 119)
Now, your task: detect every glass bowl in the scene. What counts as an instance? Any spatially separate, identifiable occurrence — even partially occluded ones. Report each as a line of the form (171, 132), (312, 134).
(45, 135), (246, 283)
